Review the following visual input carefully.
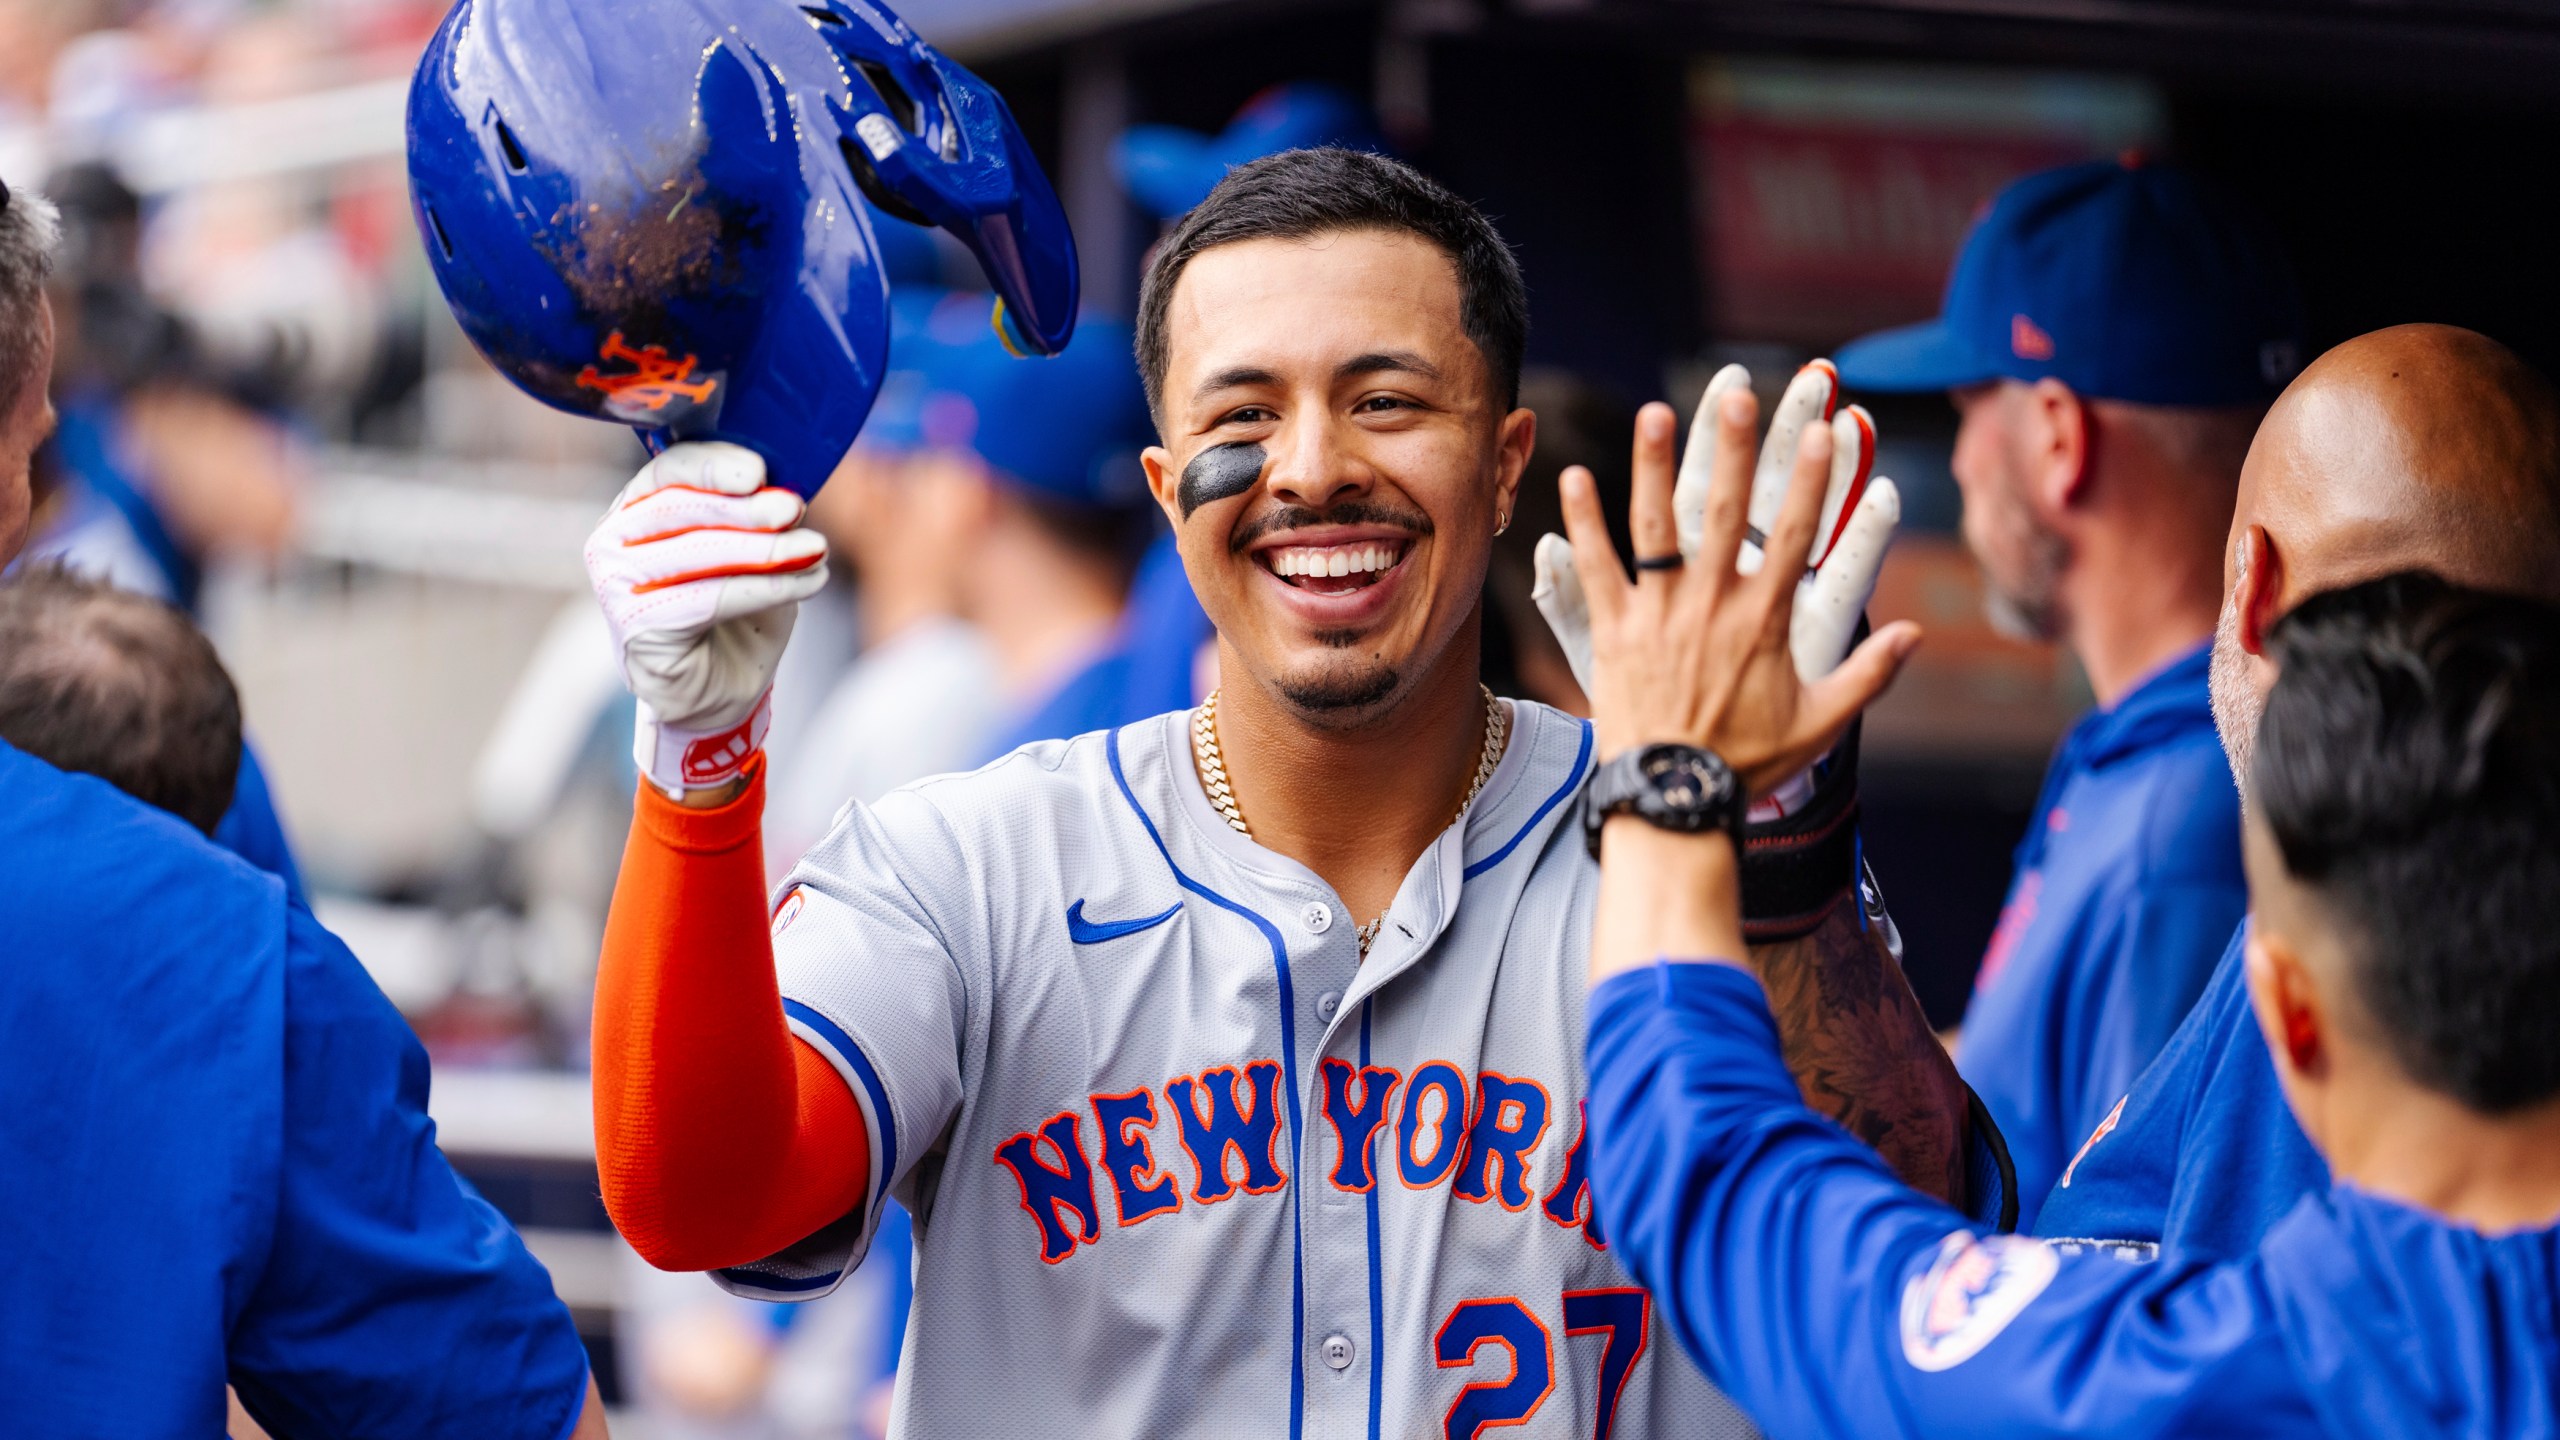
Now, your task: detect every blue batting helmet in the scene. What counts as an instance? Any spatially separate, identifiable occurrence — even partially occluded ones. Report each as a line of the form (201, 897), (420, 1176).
(405, 0), (1079, 497)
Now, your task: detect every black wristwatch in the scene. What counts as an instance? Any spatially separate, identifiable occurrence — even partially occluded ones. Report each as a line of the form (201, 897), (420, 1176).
(1583, 743), (1745, 858)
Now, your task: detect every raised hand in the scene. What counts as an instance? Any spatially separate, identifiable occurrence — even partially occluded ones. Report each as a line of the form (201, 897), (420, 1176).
(584, 441), (829, 797)
(1568, 388), (1971, 1209)
(1533, 360), (1900, 710)
(1556, 388), (1919, 798)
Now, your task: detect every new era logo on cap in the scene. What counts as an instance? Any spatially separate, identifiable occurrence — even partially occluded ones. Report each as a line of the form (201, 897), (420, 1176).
(2010, 314), (2055, 363)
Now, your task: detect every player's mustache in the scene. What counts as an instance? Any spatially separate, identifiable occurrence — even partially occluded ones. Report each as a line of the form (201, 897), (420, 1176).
(1229, 502), (1435, 554)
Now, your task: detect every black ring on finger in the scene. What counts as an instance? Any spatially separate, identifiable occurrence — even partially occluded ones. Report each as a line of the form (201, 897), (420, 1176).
(1633, 553), (1686, 572)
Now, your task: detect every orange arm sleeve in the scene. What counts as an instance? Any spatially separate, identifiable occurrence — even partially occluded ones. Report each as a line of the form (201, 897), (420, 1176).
(593, 760), (871, 1272)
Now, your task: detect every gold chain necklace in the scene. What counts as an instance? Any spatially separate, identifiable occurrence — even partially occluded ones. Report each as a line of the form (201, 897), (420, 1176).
(1191, 684), (1510, 958)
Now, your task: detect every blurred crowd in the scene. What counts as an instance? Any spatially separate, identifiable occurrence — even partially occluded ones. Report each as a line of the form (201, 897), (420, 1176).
(1, 0), (450, 596)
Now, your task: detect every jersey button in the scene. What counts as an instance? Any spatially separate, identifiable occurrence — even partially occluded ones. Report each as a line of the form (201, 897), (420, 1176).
(1321, 1333), (1355, 1371)
(1316, 990), (1341, 1021)
(1303, 901), (1333, 934)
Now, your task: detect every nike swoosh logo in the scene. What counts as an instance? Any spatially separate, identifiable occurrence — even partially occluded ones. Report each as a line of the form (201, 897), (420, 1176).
(1066, 898), (1181, 945)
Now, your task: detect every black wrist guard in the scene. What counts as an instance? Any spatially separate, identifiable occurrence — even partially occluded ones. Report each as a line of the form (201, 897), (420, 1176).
(1741, 715), (1862, 943)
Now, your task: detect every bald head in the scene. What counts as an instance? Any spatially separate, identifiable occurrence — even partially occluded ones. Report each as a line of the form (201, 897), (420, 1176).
(2238, 324), (2560, 605)
(2214, 325), (2560, 790)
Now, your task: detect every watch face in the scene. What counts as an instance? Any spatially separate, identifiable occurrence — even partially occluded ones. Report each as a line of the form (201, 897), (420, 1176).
(1585, 743), (1737, 856)
(1639, 746), (1723, 810)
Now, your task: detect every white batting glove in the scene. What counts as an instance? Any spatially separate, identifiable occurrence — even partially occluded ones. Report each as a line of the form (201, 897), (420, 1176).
(583, 441), (829, 798)
(1532, 359), (1902, 816)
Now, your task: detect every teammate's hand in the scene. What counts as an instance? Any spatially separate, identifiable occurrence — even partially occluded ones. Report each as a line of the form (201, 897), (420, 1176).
(1557, 389), (1919, 797)
(584, 441), (828, 797)
(1533, 361), (1900, 807)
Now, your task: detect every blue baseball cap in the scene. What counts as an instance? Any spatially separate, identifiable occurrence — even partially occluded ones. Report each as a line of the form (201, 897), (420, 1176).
(1835, 158), (2303, 407)
(855, 287), (1001, 454)
(906, 314), (1155, 509)
(1115, 83), (1388, 221)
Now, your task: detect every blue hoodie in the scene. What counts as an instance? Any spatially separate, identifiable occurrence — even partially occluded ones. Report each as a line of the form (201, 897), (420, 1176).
(2033, 919), (2337, 1258)
(1958, 641), (2245, 1227)
(1588, 961), (2560, 1440)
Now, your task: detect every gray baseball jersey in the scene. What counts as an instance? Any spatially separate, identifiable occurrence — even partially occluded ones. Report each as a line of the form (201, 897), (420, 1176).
(721, 699), (1758, 1440)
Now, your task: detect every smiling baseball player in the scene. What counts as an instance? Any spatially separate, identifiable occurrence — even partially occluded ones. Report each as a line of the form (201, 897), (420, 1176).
(586, 146), (1976, 1438)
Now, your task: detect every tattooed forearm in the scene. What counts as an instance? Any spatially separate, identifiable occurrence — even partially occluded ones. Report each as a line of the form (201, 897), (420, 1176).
(1750, 897), (1971, 1203)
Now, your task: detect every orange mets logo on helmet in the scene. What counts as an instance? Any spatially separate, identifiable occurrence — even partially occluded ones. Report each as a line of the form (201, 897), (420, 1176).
(579, 331), (719, 420)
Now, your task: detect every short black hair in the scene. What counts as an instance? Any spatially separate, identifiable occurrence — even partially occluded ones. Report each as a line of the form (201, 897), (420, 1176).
(1135, 148), (1527, 417)
(0, 564), (242, 834)
(2255, 570), (2560, 1112)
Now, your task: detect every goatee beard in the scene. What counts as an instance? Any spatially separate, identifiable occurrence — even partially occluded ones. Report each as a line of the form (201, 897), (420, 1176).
(1277, 659), (1401, 719)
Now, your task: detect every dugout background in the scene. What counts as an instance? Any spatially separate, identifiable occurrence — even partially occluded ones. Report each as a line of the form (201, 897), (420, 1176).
(956, 0), (2560, 1022)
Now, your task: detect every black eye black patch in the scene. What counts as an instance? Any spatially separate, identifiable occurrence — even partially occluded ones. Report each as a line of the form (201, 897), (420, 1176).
(1178, 442), (1266, 520)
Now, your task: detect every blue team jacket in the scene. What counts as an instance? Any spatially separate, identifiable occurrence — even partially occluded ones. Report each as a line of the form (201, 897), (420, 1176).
(212, 740), (307, 899)
(2033, 920), (2334, 1258)
(1588, 962), (2560, 1440)
(1957, 642), (2244, 1228)
(0, 741), (589, 1438)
